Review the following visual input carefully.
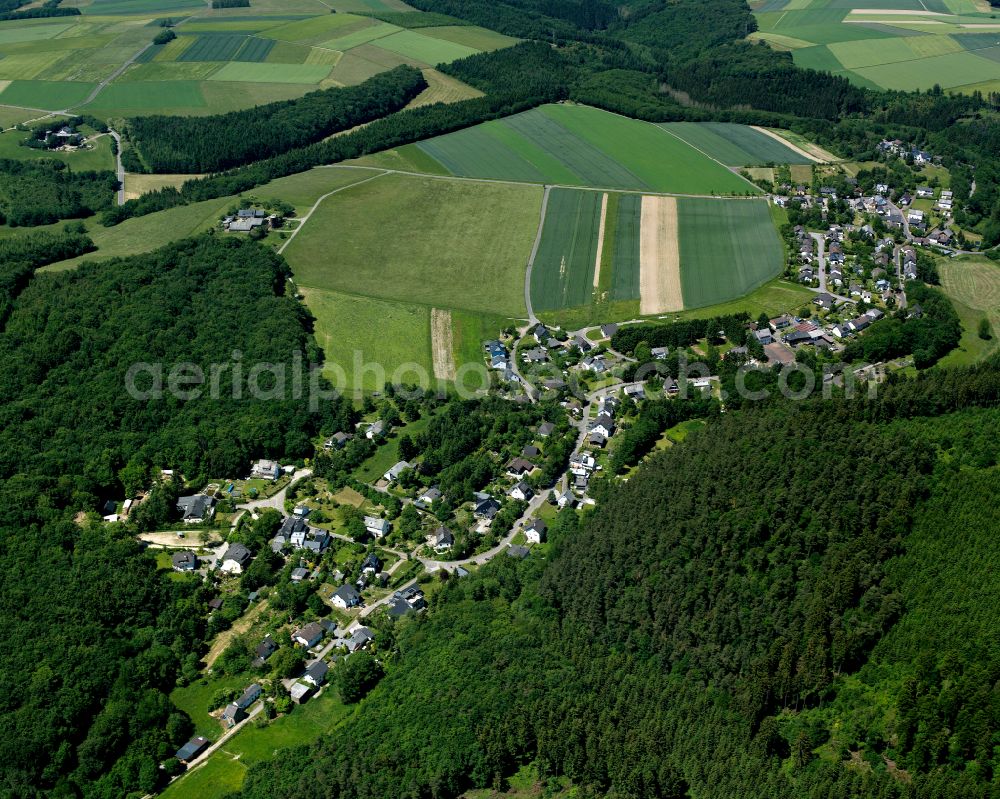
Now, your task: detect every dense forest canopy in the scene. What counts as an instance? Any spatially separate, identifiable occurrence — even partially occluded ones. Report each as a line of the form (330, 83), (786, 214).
(0, 235), (343, 797)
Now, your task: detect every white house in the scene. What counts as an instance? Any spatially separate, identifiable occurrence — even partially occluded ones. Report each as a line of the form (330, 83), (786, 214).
(219, 543), (252, 574)
(510, 481), (533, 502)
(364, 516), (391, 539)
(383, 461), (411, 483)
(332, 584), (361, 609)
(250, 459), (280, 480)
(524, 519), (546, 544)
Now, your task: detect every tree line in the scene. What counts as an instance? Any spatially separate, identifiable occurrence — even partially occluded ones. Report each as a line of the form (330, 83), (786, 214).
(125, 66), (427, 173)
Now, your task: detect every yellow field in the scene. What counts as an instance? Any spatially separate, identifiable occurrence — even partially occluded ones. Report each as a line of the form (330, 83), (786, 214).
(406, 68), (483, 108)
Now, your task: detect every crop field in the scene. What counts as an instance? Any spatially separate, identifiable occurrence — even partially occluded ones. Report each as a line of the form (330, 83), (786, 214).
(660, 122), (817, 166)
(676, 199), (784, 309)
(283, 172), (538, 317)
(0, 6), (511, 116)
(530, 188), (603, 312)
(415, 104), (756, 195)
(407, 67), (483, 107)
(610, 193), (642, 301)
(752, 0), (1000, 90)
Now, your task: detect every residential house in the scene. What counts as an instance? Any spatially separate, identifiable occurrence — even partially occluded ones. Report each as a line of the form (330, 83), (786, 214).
(251, 635), (278, 668)
(524, 519), (546, 544)
(360, 552), (381, 577)
(291, 567), (309, 582)
(401, 586), (426, 609)
(507, 545), (529, 559)
(236, 683), (261, 710)
(303, 660), (329, 687)
(574, 336), (594, 353)
(537, 421), (555, 437)
(651, 346), (669, 359)
(769, 314), (793, 331)
(522, 445), (540, 458)
(588, 431), (607, 448)
(755, 328), (774, 345)
(600, 323), (618, 338)
(364, 420), (386, 440)
(570, 452), (596, 476)
(531, 324), (549, 343)
(916, 186), (933, 198)
(523, 347), (548, 364)
(324, 431), (353, 450)
(510, 481), (534, 502)
(589, 414), (615, 439)
(387, 594), (416, 619)
(505, 458), (536, 478)
(417, 486), (442, 506)
(624, 384), (645, 402)
(176, 494), (215, 523)
(221, 704), (245, 728)
(813, 293), (835, 311)
(433, 525), (454, 553)
(172, 551), (198, 572)
(293, 622), (324, 649)
(363, 515), (391, 539)
(383, 460), (411, 483)
(220, 543), (252, 575)
(347, 627), (374, 652)
(557, 491), (574, 509)
(251, 459), (281, 480)
(332, 583), (361, 609)
(473, 496), (501, 520)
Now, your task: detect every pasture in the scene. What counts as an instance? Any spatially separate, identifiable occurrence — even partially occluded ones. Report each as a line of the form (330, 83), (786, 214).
(530, 188), (603, 312)
(937, 257), (1000, 367)
(416, 104), (756, 195)
(300, 287), (434, 394)
(676, 199), (784, 309)
(0, 127), (115, 171)
(752, 0), (1000, 91)
(283, 172), (537, 317)
(659, 121), (817, 166)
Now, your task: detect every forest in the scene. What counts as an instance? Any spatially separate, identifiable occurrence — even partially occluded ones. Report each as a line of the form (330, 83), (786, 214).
(0, 235), (346, 798)
(125, 66), (426, 173)
(0, 159), (118, 227)
(235, 359), (1000, 799)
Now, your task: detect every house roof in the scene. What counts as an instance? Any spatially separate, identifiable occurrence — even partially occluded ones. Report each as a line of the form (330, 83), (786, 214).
(537, 422), (555, 436)
(223, 542), (251, 565)
(295, 621), (323, 643)
(177, 494), (214, 520)
(334, 584), (361, 604)
(175, 736), (210, 762)
(256, 635), (277, 659)
(506, 545), (529, 559)
(305, 660), (329, 683)
(171, 550), (197, 569)
(434, 525), (454, 546)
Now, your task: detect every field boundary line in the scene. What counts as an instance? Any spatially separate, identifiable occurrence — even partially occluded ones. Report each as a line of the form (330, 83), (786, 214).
(524, 184), (552, 324)
(277, 170), (387, 255)
(322, 164), (764, 199)
(655, 124), (762, 193)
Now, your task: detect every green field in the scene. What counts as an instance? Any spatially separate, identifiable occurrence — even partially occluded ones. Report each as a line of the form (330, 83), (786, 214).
(283, 172), (538, 316)
(530, 188), (603, 312)
(0, 127), (115, 170)
(162, 688), (354, 799)
(373, 29), (479, 63)
(0, 80), (96, 110)
(753, 0), (1000, 91)
(208, 62), (332, 83)
(417, 25), (519, 52)
(300, 287), (434, 393)
(416, 104), (755, 195)
(677, 199), (785, 309)
(937, 257), (1000, 367)
(610, 193), (641, 301)
(660, 122), (815, 166)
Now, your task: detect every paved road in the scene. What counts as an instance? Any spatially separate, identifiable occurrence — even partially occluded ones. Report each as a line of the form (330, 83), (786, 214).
(811, 232), (827, 292)
(109, 129), (125, 205)
(236, 468), (312, 517)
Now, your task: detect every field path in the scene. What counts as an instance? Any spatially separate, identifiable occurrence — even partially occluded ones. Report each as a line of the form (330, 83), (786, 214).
(278, 171), (387, 255)
(750, 126), (826, 163)
(639, 196), (683, 314)
(593, 193), (608, 289)
(204, 599), (270, 669)
(430, 308), (456, 381)
(524, 184), (552, 325)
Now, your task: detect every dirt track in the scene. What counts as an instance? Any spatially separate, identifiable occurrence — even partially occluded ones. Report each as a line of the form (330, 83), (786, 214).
(430, 308), (456, 381)
(593, 193), (608, 290)
(750, 126), (827, 163)
(639, 196), (683, 314)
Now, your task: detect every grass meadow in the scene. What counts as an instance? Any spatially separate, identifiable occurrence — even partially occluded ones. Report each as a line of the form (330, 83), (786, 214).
(283, 173), (537, 316)
(937, 257), (1000, 367)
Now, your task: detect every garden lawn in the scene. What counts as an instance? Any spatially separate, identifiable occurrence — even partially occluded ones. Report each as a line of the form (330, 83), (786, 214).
(284, 173), (537, 316)
(676, 199), (784, 309)
(0, 128), (114, 170)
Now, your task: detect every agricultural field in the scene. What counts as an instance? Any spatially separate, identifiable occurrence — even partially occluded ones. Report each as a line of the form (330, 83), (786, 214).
(937, 256), (1000, 367)
(414, 104), (758, 195)
(531, 190), (784, 314)
(751, 0), (1000, 91)
(660, 122), (818, 166)
(530, 188), (604, 313)
(676, 198), (785, 309)
(283, 171), (538, 317)
(0, 6), (501, 116)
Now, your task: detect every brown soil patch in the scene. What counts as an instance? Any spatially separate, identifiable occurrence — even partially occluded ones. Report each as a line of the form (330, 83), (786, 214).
(593, 192), (608, 289)
(639, 195), (682, 314)
(430, 308), (456, 381)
